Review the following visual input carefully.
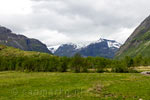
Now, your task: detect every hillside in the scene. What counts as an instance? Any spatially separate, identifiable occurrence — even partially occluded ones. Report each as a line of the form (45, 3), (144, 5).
(0, 26), (51, 54)
(116, 15), (150, 58)
(0, 44), (51, 57)
(50, 38), (121, 58)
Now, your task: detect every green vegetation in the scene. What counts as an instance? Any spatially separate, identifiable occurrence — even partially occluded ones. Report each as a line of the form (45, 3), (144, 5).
(1, 44), (150, 100)
(0, 45), (51, 57)
(1, 45), (150, 73)
(116, 40), (150, 59)
(0, 71), (150, 100)
(135, 31), (150, 41)
(1, 16), (150, 100)
(116, 23), (150, 59)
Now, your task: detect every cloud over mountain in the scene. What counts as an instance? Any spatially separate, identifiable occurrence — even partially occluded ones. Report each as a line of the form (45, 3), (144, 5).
(0, 0), (150, 46)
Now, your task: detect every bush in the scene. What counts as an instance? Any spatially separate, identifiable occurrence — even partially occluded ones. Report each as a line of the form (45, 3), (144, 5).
(112, 63), (128, 73)
(0, 51), (147, 73)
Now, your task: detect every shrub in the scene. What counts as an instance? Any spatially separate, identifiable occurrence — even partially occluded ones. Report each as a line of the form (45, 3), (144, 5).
(112, 63), (128, 73)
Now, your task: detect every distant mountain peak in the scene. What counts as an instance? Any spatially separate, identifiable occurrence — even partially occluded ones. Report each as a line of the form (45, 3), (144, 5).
(48, 38), (121, 58)
(98, 38), (105, 42)
(0, 26), (12, 34)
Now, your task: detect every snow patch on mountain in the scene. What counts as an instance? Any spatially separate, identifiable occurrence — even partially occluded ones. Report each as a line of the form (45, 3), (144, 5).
(107, 41), (122, 48)
(69, 38), (106, 49)
(48, 38), (122, 53)
(48, 45), (60, 53)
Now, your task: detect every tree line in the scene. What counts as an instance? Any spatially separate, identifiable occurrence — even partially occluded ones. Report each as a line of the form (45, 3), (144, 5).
(0, 53), (149, 73)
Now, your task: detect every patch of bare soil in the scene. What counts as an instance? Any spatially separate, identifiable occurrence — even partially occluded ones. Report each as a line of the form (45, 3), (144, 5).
(88, 84), (104, 94)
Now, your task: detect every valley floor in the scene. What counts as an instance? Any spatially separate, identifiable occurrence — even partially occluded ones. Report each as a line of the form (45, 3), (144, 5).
(0, 72), (150, 100)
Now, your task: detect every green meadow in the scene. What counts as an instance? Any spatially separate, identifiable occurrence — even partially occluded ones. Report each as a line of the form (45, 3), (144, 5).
(0, 71), (150, 100)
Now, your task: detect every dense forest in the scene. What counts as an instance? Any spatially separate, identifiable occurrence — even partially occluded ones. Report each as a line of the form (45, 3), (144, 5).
(0, 52), (149, 73)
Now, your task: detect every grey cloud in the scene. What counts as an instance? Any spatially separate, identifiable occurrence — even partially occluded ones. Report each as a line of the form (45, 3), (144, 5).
(31, 0), (150, 34)
(0, 0), (150, 45)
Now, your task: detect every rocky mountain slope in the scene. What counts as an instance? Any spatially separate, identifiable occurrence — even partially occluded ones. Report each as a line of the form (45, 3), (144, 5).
(116, 15), (150, 58)
(49, 38), (121, 58)
(0, 26), (51, 54)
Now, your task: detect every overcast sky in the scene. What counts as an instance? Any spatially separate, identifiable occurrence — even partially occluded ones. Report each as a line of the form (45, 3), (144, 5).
(0, 0), (150, 46)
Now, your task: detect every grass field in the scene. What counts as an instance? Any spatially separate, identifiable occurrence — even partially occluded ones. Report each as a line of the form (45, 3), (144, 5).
(0, 71), (150, 100)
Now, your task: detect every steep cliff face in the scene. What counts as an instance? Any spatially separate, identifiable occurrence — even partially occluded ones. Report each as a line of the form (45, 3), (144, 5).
(116, 15), (150, 58)
(0, 26), (51, 54)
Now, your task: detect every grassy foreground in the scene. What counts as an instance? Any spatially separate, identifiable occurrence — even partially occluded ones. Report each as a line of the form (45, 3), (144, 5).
(0, 72), (150, 100)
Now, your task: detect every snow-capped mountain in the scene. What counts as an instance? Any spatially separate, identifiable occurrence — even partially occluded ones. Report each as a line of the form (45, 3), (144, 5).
(48, 38), (121, 58)
(48, 41), (92, 53)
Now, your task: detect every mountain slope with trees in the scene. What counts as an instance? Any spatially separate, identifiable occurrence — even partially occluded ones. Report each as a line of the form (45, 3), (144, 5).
(116, 15), (150, 58)
(0, 44), (140, 73)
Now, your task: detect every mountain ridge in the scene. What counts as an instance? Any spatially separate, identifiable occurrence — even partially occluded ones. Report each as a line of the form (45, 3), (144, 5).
(116, 15), (150, 58)
(49, 38), (121, 58)
(0, 26), (51, 54)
